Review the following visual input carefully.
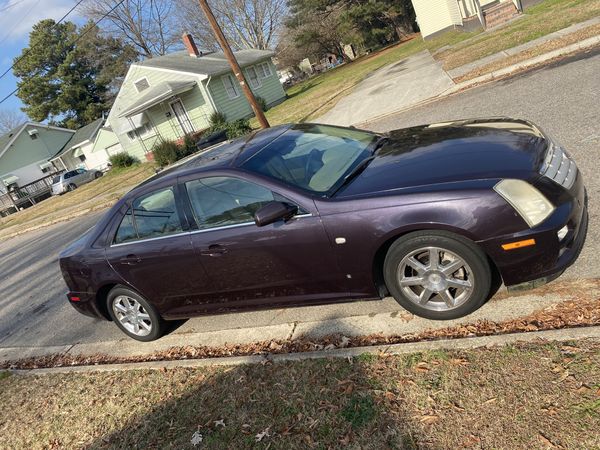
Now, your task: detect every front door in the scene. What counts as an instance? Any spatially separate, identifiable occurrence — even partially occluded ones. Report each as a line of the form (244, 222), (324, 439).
(105, 186), (212, 318)
(182, 175), (344, 310)
(170, 99), (195, 135)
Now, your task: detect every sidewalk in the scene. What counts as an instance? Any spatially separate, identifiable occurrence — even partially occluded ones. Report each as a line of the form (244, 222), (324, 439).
(3, 279), (600, 367)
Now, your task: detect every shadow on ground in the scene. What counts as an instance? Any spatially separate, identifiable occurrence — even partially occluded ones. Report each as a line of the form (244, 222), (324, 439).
(88, 318), (421, 449)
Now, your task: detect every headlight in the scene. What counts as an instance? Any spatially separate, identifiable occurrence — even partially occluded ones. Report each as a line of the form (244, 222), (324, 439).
(494, 179), (555, 228)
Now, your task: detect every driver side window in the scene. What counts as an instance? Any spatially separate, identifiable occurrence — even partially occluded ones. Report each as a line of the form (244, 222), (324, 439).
(185, 177), (275, 230)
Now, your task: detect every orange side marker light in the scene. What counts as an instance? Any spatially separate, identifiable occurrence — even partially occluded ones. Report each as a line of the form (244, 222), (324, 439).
(501, 239), (536, 251)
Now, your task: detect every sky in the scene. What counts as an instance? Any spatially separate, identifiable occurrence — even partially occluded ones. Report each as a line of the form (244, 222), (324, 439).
(0, 0), (83, 115)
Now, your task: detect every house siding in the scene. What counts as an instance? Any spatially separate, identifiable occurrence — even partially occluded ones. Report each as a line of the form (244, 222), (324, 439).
(412, 0), (463, 38)
(107, 65), (212, 159)
(206, 58), (285, 122)
(0, 125), (73, 188)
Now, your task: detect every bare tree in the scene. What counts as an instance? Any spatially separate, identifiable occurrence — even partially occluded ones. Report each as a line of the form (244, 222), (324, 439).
(0, 109), (27, 134)
(177, 0), (287, 50)
(81, 0), (180, 58)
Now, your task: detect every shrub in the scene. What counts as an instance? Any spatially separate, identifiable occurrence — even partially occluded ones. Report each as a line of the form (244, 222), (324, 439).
(255, 96), (268, 112)
(225, 119), (252, 139)
(178, 134), (197, 160)
(152, 140), (180, 167)
(109, 152), (137, 168)
(209, 111), (227, 129)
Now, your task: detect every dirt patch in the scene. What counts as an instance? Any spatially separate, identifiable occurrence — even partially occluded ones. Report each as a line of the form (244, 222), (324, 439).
(4, 280), (600, 370)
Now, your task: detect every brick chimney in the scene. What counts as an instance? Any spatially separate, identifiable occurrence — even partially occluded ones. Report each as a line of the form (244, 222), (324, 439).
(182, 33), (201, 58)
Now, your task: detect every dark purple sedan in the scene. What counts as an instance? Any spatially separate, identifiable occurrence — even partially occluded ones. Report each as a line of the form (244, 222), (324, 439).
(60, 119), (588, 341)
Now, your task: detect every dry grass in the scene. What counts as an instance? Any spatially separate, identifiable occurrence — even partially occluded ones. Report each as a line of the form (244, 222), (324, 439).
(1, 340), (600, 448)
(437, 0), (600, 70)
(0, 163), (155, 239)
(455, 23), (600, 82)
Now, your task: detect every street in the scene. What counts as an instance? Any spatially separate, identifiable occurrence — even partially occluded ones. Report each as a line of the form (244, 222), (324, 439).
(0, 50), (598, 350)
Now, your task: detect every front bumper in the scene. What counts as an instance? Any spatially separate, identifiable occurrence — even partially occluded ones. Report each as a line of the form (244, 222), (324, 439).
(66, 291), (108, 320)
(479, 173), (588, 288)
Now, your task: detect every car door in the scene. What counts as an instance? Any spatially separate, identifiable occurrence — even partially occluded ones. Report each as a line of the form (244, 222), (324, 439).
(104, 185), (213, 318)
(74, 168), (88, 184)
(180, 174), (346, 310)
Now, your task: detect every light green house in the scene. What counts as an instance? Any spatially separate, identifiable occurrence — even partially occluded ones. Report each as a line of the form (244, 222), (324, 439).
(0, 122), (74, 194)
(107, 36), (286, 161)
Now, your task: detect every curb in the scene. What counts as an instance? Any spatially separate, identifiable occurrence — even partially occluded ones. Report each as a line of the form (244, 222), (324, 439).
(357, 35), (600, 127)
(11, 325), (600, 376)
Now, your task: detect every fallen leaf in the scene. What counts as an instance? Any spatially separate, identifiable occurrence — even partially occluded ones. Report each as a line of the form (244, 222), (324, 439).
(214, 419), (225, 428)
(538, 432), (557, 448)
(420, 414), (439, 424)
(190, 431), (203, 447)
(483, 398), (497, 405)
(415, 362), (430, 372)
(557, 370), (570, 383)
(256, 427), (271, 442)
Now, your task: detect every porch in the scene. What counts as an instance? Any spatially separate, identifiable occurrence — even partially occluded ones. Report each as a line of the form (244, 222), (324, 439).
(0, 171), (64, 217)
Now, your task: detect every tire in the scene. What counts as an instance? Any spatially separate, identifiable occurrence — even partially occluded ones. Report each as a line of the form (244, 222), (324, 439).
(67, 183), (77, 191)
(94, 171), (103, 179)
(106, 286), (166, 341)
(383, 231), (492, 320)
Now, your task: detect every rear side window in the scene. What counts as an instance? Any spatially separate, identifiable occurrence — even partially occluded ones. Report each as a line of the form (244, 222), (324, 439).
(185, 177), (275, 229)
(113, 187), (183, 244)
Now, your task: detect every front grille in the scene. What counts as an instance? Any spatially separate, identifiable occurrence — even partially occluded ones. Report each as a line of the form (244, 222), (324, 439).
(541, 142), (577, 189)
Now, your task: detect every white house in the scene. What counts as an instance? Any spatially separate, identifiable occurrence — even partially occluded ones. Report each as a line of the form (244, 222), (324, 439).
(411, 0), (523, 39)
(50, 118), (113, 171)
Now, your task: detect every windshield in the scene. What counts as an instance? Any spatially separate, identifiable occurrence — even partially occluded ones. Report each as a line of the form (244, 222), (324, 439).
(241, 124), (377, 195)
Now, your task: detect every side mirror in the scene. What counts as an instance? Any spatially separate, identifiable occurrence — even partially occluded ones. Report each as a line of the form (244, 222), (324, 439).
(254, 201), (298, 227)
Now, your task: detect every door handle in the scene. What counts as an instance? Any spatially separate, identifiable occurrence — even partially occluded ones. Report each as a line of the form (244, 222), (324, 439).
(200, 244), (228, 257)
(119, 254), (142, 265)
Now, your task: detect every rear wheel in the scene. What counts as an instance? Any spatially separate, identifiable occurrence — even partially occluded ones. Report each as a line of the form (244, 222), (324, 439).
(94, 171), (102, 179)
(384, 231), (492, 320)
(106, 287), (166, 341)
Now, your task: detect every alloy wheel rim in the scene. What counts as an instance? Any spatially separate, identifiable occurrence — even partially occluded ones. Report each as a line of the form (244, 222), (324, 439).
(112, 295), (152, 337)
(397, 246), (474, 312)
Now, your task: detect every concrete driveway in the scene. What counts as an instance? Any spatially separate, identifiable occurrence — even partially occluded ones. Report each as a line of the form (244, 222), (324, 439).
(318, 51), (454, 126)
(0, 50), (598, 360)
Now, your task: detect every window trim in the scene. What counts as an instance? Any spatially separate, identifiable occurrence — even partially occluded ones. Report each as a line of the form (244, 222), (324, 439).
(134, 77), (150, 93)
(221, 74), (240, 99)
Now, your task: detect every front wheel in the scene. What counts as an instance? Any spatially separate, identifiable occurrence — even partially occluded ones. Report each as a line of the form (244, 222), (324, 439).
(94, 171), (103, 179)
(106, 287), (166, 341)
(384, 231), (492, 320)
(67, 183), (77, 192)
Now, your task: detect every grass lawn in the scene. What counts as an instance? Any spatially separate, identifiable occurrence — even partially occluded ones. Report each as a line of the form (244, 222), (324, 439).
(0, 163), (155, 238)
(259, 0), (599, 127)
(436, 0), (600, 70)
(1, 340), (599, 448)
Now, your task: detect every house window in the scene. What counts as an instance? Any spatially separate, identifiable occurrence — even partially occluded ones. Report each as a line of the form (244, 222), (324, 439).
(246, 66), (261, 89)
(258, 62), (272, 79)
(78, 154), (87, 162)
(222, 74), (239, 99)
(127, 123), (154, 142)
(134, 78), (150, 93)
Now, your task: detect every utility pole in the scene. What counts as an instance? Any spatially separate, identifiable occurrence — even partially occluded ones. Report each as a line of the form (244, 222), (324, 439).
(196, 0), (270, 129)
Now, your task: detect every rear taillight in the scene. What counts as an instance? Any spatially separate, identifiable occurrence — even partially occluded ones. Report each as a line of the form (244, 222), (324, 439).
(68, 295), (81, 302)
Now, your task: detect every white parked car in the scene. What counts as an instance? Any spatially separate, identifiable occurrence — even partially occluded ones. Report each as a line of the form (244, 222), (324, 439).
(51, 168), (103, 195)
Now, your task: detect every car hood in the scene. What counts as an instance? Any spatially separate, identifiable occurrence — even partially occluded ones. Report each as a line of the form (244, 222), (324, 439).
(337, 119), (549, 198)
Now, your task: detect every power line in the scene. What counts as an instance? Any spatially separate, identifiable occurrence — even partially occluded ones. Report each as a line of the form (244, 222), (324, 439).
(0, 0), (41, 46)
(0, 0), (86, 81)
(0, 0), (29, 14)
(0, 0), (126, 106)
